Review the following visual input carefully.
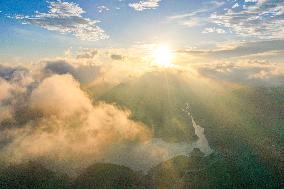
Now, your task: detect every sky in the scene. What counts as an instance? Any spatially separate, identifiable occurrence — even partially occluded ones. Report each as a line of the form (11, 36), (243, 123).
(0, 0), (283, 63)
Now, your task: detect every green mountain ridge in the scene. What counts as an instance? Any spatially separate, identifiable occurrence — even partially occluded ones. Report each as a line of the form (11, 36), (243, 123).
(99, 72), (198, 143)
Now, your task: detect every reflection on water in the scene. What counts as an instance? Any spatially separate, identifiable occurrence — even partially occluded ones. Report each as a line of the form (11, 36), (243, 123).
(103, 103), (213, 172)
(186, 103), (213, 155)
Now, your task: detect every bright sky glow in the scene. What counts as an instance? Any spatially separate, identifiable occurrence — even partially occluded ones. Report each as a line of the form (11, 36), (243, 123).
(153, 45), (173, 67)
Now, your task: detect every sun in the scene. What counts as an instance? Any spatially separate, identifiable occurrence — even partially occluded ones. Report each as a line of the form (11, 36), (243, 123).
(153, 45), (173, 67)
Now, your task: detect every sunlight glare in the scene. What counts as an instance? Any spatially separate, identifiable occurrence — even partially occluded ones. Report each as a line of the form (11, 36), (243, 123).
(153, 45), (173, 67)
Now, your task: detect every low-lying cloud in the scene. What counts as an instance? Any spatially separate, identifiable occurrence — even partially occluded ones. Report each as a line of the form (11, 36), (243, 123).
(0, 72), (152, 174)
(197, 61), (284, 86)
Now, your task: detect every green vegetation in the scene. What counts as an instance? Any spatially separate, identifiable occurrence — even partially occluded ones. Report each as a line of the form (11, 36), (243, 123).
(94, 71), (283, 188)
(0, 161), (70, 189)
(100, 72), (197, 142)
(72, 163), (149, 189)
(148, 149), (232, 189)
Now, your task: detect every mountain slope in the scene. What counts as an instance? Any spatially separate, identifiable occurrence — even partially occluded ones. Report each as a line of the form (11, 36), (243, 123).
(100, 71), (198, 143)
(72, 163), (149, 189)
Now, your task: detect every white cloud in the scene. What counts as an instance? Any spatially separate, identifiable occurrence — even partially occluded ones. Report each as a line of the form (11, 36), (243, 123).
(197, 60), (284, 86)
(168, 1), (283, 39)
(202, 27), (226, 34)
(0, 78), (12, 102)
(97, 5), (110, 13)
(15, 1), (109, 41)
(129, 0), (161, 11)
(245, 0), (258, 2)
(30, 74), (93, 119)
(0, 73), (151, 172)
(232, 3), (239, 9)
(47, 1), (85, 17)
(167, 1), (225, 28)
(210, 1), (284, 39)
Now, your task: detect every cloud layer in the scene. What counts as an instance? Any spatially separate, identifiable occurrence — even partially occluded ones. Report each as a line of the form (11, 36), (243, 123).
(169, 0), (283, 39)
(15, 1), (108, 41)
(210, 0), (284, 39)
(0, 71), (151, 173)
(129, 0), (161, 11)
